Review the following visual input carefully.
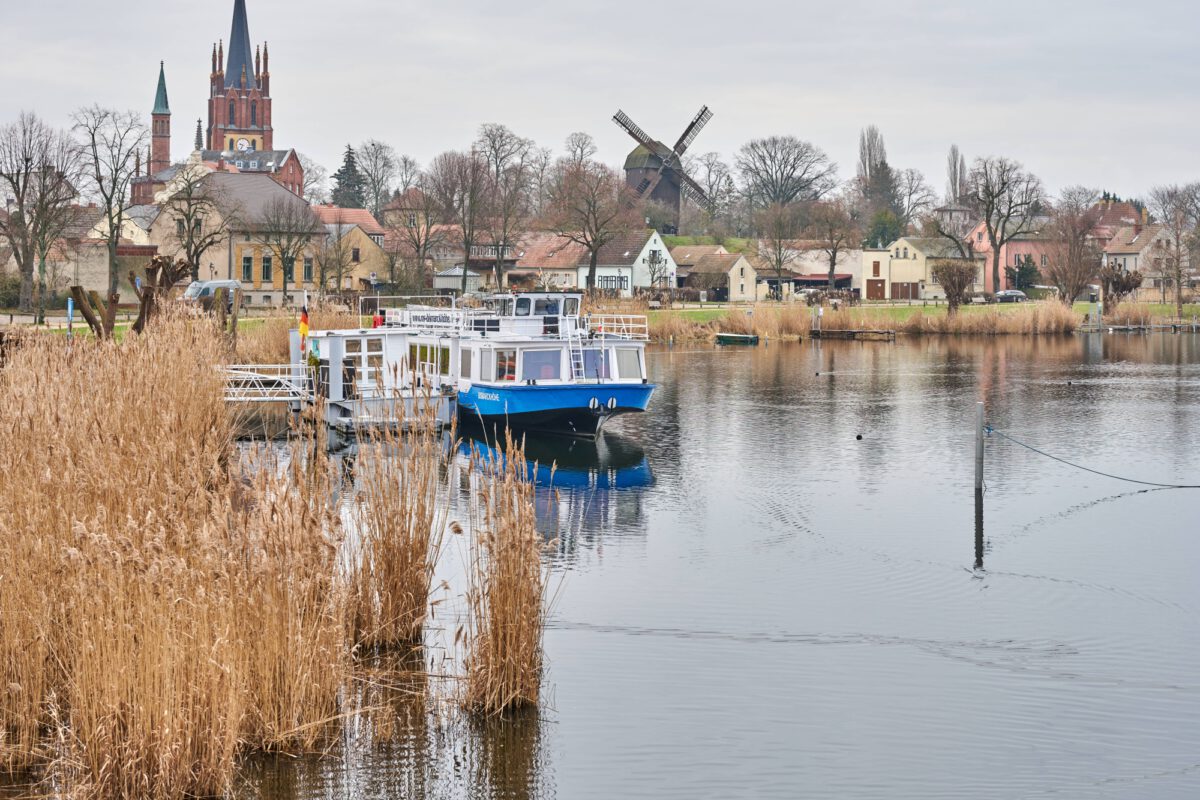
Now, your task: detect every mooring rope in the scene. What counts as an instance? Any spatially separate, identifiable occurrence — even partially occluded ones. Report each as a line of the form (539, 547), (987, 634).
(987, 427), (1200, 489)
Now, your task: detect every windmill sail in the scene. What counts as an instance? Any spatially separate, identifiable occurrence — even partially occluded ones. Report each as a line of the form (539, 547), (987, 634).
(612, 111), (654, 149)
(672, 106), (712, 157)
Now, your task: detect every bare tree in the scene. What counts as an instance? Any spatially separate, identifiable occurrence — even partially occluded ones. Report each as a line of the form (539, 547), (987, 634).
(930, 259), (977, 315)
(736, 135), (837, 208)
(896, 168), (936, 231)
(384, 174), (447, 290)
(965, 156), (1044, 294)
(686, 151), (738, 233)
(1043, 186), (1102, 306)
(856, 125), (887, 186)
(945, 144), (968, 205)
(298, 152), (328, 204)
(72, 105), (146, 337)
(0, 112), (81, 318)
(476, 124), (532, 179)
(546, 159), (636, 290)
(255, 194), (319, 304)
(160, 164), (237, 281)
(357, 139), (398, 218)
(316, 212), (353, 293)
(1146, 183), (1200, 318)
(806, 196), (861, 289)
(428, 150), (490, 293)
(395, 154), (420, 196)
(528, 146), (554, 218)
(645, 248), (670, 289)
(564, 132), (597, 167)
(483, 152), (534, 287)
(755, 202), (806, 297)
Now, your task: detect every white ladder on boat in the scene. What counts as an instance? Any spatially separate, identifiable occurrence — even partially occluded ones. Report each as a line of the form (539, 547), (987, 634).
(567, 327), (586, 380)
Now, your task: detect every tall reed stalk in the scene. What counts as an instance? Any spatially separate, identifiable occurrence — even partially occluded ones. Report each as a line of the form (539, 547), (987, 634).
(349, 420), (449, 649)
(462, 434), (547, 715)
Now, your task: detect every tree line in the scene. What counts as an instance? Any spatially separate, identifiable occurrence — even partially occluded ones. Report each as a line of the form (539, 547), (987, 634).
(6, 107), (1199, 320)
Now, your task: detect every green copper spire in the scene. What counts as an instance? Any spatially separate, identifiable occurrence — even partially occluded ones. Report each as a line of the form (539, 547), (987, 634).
(153, 61), (170, 115)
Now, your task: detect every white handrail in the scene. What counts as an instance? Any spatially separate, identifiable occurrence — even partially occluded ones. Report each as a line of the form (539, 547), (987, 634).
(587, 314), (649, 340)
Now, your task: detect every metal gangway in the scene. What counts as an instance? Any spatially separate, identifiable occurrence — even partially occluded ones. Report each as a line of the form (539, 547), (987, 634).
(222, 364), (310, 404)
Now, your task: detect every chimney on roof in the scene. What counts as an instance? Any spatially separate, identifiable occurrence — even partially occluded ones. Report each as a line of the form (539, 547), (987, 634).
(1142, 207), (1149, 225)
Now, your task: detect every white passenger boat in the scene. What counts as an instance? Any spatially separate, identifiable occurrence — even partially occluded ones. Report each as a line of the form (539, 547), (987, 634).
(293, 292), (655, 438)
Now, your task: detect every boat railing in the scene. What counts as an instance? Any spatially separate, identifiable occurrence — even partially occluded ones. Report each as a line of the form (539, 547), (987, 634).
(587, 314), (649, 340)
(223, 363), (310, 403)
(361, 294), (454, 318)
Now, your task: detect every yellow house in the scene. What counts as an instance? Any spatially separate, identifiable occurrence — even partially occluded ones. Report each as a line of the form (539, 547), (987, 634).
(148, 171), (322, 305)
(312, 206), (389, 290)
(886, 237), (985, 300)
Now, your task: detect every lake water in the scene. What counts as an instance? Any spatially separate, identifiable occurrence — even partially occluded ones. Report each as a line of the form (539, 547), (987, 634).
(239, 334), (1200, 799)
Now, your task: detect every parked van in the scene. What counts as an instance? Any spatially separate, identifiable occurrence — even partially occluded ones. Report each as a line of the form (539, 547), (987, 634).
(182, 280), (243, 312)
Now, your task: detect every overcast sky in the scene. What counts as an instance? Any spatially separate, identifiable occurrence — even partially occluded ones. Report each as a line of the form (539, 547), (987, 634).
(3, 0), (1197, 200)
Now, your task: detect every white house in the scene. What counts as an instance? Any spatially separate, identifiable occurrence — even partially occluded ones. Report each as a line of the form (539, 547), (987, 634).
(573, 229), (677, 296)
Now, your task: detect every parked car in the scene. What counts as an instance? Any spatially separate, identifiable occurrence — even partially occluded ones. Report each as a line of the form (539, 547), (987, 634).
(996, 289), (1028, 303)
(181, 280), (243, 313)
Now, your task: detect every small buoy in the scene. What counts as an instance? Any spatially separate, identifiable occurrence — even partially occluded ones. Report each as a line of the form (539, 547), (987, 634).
(856, 434), (863, 441)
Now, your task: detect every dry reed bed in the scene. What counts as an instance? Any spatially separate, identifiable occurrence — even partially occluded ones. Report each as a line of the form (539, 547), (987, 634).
(817, 302), (1080, 335)
(1104, 303), (1152, 326)
(235, 304), (362, 364)
(0, 320), (347, 797)
(0, 318), (548, 798)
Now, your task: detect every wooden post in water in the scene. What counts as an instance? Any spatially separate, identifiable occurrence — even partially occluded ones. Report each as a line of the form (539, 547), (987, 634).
(974, 401), (985, 491)
(974, 400), (985, 570)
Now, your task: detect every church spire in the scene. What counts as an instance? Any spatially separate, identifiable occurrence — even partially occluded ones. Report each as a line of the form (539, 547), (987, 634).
(153, 61), (170, 115)
(195, 119), (203, 152)
(224, 0), (255, 90)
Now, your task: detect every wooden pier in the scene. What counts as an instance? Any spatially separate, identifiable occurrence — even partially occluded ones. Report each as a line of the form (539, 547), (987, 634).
(811, 329), (896, 342)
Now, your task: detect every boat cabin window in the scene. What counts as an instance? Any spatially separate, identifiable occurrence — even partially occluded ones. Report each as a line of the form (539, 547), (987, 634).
(460, 348), (472, 379)
(408, 343), (451, 375)
(344, 337), (384, 384)
(534, 297), (559, 316)
(521, 349), (561, 381)
(581, 348), (610, 380)
(563, 297), (580, 316)
(615, 348), (642, 380)
(515, 298), (531, 316)
(496, 349), (517, 381)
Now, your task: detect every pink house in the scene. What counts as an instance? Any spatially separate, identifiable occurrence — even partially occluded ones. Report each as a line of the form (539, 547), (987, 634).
(964, 222), (1056, 292)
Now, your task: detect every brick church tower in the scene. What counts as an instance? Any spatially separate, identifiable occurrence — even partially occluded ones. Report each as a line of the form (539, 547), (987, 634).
(150, 62), (171, 174)
(207, 0), (273, 153)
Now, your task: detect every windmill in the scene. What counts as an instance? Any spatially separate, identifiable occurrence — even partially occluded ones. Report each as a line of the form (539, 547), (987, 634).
(612, 105), (714, 233)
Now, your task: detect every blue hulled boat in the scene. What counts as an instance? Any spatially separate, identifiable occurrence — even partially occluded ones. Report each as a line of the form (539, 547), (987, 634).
(296, 291), (655, 438)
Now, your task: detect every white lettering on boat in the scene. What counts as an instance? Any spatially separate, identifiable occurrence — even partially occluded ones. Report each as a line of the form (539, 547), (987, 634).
(476, 391), (500, 401)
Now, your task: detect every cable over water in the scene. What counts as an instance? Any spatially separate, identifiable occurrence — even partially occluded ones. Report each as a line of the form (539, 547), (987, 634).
(988, 427), (1200, 489)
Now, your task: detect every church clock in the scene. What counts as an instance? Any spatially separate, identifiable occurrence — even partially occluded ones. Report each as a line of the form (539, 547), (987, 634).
(236, 138), (251, 152)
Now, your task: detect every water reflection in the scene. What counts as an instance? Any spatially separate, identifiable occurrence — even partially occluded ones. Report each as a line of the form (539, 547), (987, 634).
(457, 425), (654, 564)
(234, 702), (551, 800)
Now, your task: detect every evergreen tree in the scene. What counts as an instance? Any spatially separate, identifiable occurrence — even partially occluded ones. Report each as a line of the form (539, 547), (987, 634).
(331, 145), (366, 208)
(864, 209), (903, 248)
(1004, 255), (1042, 290)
